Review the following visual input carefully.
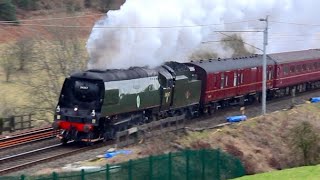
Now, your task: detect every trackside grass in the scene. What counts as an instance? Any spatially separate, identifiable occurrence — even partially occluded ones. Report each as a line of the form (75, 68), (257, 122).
(234, 164), (320, 180)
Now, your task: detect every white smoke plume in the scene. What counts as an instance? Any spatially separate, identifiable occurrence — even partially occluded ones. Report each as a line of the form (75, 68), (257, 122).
(87, 0), (320, 70)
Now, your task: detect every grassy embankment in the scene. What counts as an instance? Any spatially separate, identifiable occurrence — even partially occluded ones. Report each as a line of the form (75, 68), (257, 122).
(234, 164), (320, 180)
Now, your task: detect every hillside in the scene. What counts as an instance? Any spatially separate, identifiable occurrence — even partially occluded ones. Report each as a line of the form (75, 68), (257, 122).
(0, 1), (123, 119)
(0, 0), (126, 43)
(103, 103), (320, 175)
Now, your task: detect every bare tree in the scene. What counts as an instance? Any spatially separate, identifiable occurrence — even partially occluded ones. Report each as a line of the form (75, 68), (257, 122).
(14, 37), (35, 71)
(20, 27), (87, 121)
(289, 121), (320, 165)
(1, 46), (16, 82)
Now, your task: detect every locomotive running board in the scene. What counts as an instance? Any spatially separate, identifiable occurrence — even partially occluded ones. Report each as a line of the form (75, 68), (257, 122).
(139, 114), (186, 131)
(81, 138), (102, 142)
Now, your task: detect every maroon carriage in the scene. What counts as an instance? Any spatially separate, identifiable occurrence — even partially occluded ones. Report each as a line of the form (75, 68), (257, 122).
(187, 55), (275, 113)
(269, 49), (320, 97)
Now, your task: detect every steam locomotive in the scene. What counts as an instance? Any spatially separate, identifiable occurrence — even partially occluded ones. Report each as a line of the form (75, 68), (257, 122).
(53, 49), (320, 143)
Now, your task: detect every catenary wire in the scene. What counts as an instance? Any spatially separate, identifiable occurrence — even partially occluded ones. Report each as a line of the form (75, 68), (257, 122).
(0, 20), (258, 29)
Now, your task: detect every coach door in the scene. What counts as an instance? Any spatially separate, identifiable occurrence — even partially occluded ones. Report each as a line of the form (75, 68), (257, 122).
(267, 66), (274, 89)
(250, 67), (258, 92)
(237, 69), (245, 95)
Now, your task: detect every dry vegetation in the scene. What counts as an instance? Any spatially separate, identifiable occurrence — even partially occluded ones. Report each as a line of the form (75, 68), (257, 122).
(41, 103), (319, 175)
(0, 27), (88, 121)
(0, 0), (107, 121)
(30, 103), (320, 176)
(0, 1), (128, 121)
(175, 103), (320, 174)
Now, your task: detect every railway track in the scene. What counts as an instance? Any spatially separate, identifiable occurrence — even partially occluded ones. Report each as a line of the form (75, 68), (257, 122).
(0, 141), (105, 175)
(0, 127), (56, 150)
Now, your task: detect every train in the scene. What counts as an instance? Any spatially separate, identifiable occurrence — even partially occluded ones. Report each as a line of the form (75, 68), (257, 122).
(52, 49), (320, 143)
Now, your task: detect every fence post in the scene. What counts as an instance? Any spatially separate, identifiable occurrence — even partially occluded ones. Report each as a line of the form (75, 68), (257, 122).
(81, 169), (85, 180)
(106, 164), (110, 180)
(128, 159), (132, 180)
(28, 114), (32, 128)
(52, 172), (58, 180)
(21, 116), (23, 130)
(186, 150), (190, 180)
(149, 155), (153, 180)
(216, 149), (220, 180)
(168, 152), (172, 180)
(9, 116), (15, 132)
(20, 174), (25, 180)
(201, 149), (205, 180)
(0, 118), (3, 135)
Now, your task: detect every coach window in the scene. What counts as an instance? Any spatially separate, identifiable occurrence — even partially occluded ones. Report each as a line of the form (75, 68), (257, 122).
(225, 75), (228, 87)
(290, 66), (295, 73)
(308, 63), (312, 70)
(268, 69), (273, 80)
(297, 65), (302, 72)
(284, 66), (289, 75)
(221, 73), (225, 89)
(233, 72), (237, 86)
(213, 75), (217, 87)
(302, 64), (307, 71)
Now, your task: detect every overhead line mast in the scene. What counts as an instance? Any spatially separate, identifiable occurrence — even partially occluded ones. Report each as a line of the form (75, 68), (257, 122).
(259, 16), (269, 115)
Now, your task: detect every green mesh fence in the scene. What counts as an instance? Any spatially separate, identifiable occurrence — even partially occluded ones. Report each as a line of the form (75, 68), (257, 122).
(1, 149), (245, 180)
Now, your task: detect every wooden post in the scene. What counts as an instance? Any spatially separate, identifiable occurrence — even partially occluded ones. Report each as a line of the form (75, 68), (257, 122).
(240, 107), (245, 115)
(21, 116), (24, 130)
(0, 118), (3, 135)
(9, 116), (15, 132)
(28, 114), (32, 128)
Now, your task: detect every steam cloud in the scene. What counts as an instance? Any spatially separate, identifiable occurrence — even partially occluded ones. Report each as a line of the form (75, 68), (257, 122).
(87, 0), (320, 70)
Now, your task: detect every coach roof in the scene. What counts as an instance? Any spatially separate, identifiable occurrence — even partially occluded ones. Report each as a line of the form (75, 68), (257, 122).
(188, 55), (274, 73)
(268, 49), (320, 64)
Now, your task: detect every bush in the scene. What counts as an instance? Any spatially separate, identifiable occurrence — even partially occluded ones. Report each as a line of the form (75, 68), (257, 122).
(289, 121), (320, 165)
(0, 0), (17, 22)
(64, 0), (84, 13)
(86, 0), (124, 12)
(12, 0), (38, 10)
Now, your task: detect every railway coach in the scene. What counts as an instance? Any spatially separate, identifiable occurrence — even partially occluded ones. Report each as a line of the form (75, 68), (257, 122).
(187, 55), (276, 114)
(269, 49), (320, 97)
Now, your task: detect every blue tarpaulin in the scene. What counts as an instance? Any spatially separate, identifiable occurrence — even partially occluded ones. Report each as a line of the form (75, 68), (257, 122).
(226, 115), (247, 122)
(310, 97), (320, 103)
(105, 150), (132, 158)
